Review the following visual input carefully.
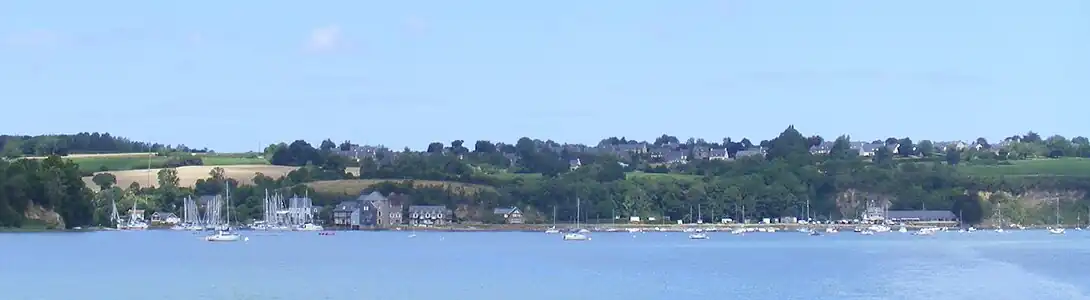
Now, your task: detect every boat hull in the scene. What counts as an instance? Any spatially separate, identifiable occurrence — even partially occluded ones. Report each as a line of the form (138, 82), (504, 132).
(563, 233), (589, 241)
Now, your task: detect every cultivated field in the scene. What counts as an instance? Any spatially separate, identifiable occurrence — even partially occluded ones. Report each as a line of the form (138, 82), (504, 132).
(46, 152), (270, 173)
(83, 165), (298, 188)
(307, 179), (495, 196)
(959, 158), (1090, 177)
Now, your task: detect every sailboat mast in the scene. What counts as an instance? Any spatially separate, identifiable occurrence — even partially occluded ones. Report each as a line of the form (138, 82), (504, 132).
(576, 197), (581, 228)
(225, 183), (231, 226)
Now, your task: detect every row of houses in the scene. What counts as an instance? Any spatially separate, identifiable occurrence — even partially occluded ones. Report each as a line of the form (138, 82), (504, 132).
(334, 138), (1012, 170)
(331, 191), (525, 229)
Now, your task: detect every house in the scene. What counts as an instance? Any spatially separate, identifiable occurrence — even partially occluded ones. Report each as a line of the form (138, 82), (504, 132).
(569, 158), (582, 170)
(857, 143), (884, 157)
(331, 201), (361, 228)
(886, 210), (958, 223)
(809, 141), (835, 154)
(150, 212), (180, 224)
(691, 146), (711, 160)
(885, 143), (900, 155)
(408, 205), (452, 226)
(492, 207), (524, 224)
(330, 191), (406, 229)
(614, 143), (648, 154)
(709, 148), (731, 160)
(664, 151), (688, 164)
(357, 191), (405, 227)
(734, 148), (764, 159)
(648, 148), (667, 159)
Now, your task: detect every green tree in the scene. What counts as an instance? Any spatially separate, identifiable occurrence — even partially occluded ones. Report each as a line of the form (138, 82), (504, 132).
(917, 140), (935, 157)
(91, 173), (118, 191)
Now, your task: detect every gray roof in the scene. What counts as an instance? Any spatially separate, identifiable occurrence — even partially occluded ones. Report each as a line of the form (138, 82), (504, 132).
(409, 205), (448, 213)
(664, 151), (687, 162)
(358, 191), (386, 202)
(333, 200), (359, 212)
(735, 149), (764, 158)
(493, 207), (518, 215)
(709, 149), (728, 157)
(887, 210), (957, 220)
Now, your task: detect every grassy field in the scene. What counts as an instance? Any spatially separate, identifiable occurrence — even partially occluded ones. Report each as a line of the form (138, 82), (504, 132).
(83, 165), (298, 188)
(40, 152), (270, 173)
(307, 179), (496, 196)
(959, 158), (1090, 177)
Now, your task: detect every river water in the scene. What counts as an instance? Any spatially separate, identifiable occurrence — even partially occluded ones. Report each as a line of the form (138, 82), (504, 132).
(1, 229), (1088, 300)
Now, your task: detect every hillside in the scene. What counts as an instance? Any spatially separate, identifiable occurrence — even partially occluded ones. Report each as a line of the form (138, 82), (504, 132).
(45, 152), (268, 173)
(307, 179), (496, 196)
(83, 165), (297, 188)
(959, 158), (1090, 177)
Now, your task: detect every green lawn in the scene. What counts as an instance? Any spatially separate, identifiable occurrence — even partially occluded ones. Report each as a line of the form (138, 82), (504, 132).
(959, 158), (1090, 177)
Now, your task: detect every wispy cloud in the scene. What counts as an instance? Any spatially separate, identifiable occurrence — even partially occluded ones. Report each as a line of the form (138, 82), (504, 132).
(307, 25), (343, 52)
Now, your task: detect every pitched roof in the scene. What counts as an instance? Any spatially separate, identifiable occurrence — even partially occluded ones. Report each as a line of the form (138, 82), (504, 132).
(333, 200), (359, 212)
(493, 207), (518, 215)
(358, 191), (386, 202)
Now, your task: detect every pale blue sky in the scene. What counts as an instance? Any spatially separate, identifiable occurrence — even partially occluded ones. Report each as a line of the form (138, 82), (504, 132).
(2, 1), (1087, 152)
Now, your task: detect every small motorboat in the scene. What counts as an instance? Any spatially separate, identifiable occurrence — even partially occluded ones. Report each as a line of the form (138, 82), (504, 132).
(688, 232), (709, 239)
(563, 233), (590, 241)
(205, 230), (243, 242)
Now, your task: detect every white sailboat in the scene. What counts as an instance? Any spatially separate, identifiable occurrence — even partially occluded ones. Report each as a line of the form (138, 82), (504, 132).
(545, 206), (561, 234)
(124, 196), (149, 230)
(109, 191), (122, 230)
(1048, 199), (1065, 235)
(205, 184), (244, 242)
(564, 197), (589, 241)
(688, 205), (709, 239)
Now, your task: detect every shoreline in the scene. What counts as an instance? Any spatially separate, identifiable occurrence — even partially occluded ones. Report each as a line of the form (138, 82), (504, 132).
(3, 223), (1076, 233)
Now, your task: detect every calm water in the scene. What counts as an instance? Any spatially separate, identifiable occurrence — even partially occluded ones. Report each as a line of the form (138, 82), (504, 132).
(2, 230), (1089, 300)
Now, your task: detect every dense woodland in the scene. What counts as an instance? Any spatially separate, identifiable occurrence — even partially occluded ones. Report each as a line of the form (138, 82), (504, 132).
(0, 157), (95, 228)
(3, 127), (1090, 229)
(0, 132), (207, 157)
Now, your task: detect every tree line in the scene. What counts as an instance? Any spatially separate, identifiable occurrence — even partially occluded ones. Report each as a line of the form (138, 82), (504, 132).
(0, 132), (208, 158)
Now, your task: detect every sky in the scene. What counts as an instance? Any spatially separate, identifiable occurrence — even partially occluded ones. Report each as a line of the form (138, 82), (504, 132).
(1, 1), (1087, 152)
